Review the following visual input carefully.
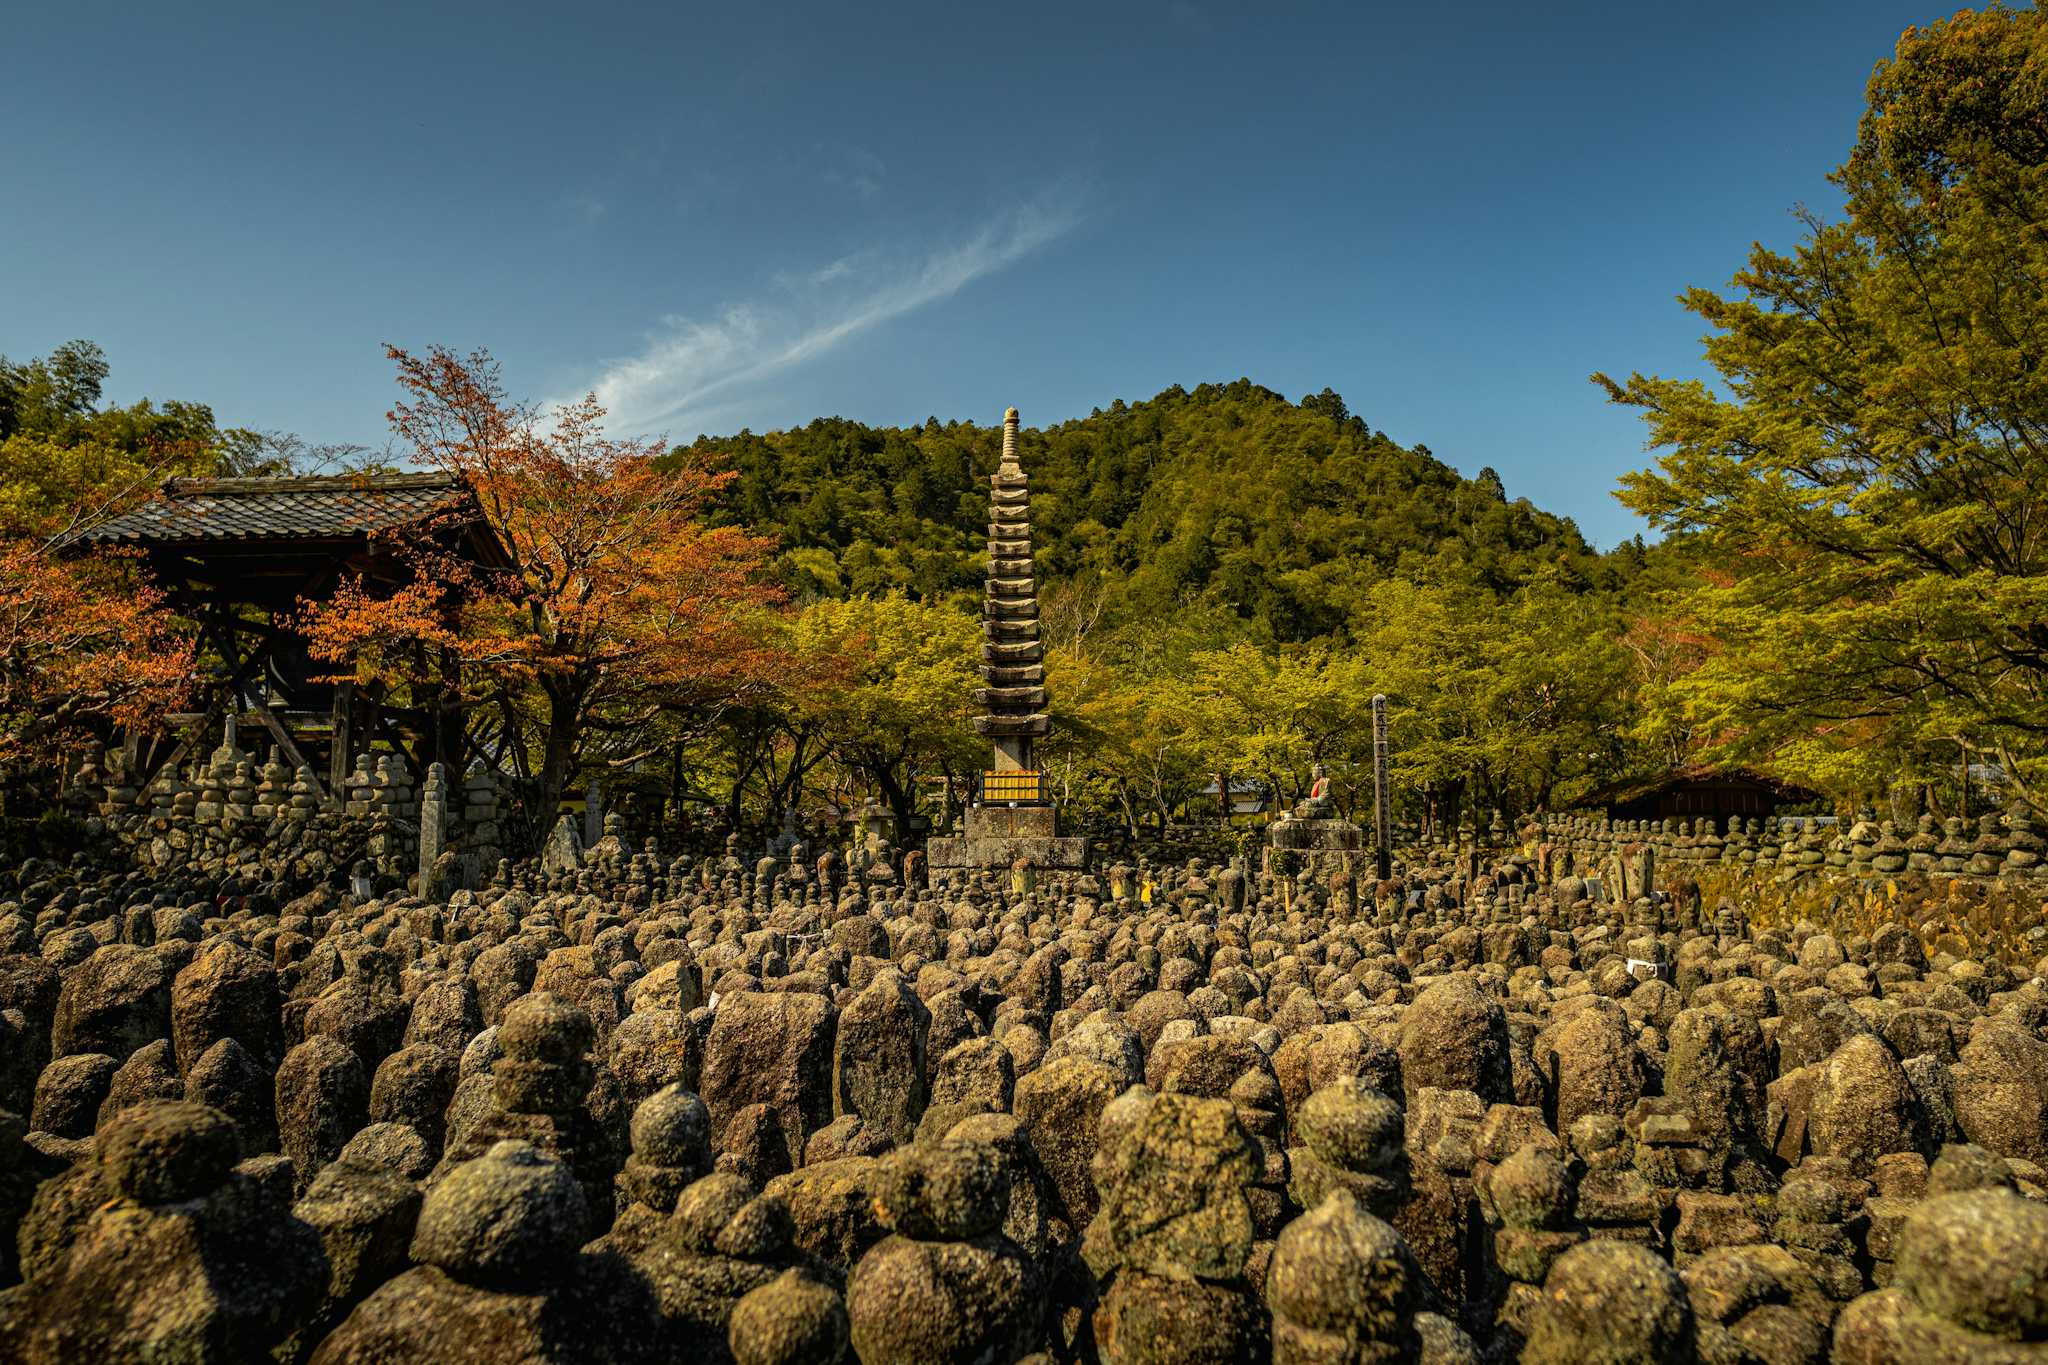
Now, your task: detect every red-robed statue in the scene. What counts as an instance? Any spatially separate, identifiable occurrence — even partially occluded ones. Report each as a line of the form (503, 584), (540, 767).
(1293, 763), (1334, 819)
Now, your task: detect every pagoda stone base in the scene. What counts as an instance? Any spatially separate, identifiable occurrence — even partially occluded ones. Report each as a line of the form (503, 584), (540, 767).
(928, 804), (1090, 870)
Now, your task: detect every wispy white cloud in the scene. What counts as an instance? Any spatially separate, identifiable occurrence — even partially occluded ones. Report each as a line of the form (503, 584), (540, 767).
(559, 192), (609, 224)
(806, 257), (858, 287)
(562, 198), (1080, 437)
(822, 146), (887, 203)
(769, 252), (870, 294)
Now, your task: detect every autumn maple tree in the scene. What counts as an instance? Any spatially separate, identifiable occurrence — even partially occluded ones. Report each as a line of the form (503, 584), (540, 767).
(0, 341), (241, 784)
(298, 346), (784, 844)
(0, 546), (193, 775)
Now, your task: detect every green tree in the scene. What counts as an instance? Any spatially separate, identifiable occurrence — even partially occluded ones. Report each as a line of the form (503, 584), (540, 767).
(0, 340), (317, 541)
(677, 379), (1599, 641)
(1598, 6), (2048, 806)
(1175, 643), (1377, 816)
(1041, 644), (1207, 838)
(1356, 575), (1628, 828)
(788, 594), (983, 832)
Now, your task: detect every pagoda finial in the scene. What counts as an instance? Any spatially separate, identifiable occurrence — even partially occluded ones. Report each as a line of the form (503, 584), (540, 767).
(1001, 407), (1021, 470)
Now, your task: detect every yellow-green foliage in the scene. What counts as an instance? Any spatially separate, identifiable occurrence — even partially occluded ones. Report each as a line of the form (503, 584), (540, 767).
(1601, 6), (2048, 801)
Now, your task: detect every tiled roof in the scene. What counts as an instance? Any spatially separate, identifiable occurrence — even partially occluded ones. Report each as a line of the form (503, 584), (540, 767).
(78, 473), (472, 546)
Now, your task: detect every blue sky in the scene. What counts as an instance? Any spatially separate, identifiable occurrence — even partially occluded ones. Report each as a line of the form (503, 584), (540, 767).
(2, 0), (1955, 547)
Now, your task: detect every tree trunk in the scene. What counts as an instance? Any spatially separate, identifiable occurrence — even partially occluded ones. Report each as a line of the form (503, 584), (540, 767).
(725, 771), (747, 834)
(872, 762), (915, 840)
(534, 680), (582, 851)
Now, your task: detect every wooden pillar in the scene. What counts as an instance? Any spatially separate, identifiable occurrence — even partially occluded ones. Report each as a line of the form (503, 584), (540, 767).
(329, 679), (355, 795)
(440, 646), (464, 773)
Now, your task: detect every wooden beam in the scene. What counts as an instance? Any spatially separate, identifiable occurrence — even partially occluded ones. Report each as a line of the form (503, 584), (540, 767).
(370, 707), (424, 780)
(137, 693), (227, 791)
(199, 606), (270, 713)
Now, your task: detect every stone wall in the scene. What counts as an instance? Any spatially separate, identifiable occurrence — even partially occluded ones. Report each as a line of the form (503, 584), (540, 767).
(1417, 807), (2048, 893)
(67, 741), (516, 898)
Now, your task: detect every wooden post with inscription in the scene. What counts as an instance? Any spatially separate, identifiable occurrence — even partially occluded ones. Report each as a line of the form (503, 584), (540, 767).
(1372, 692), (1392, 882)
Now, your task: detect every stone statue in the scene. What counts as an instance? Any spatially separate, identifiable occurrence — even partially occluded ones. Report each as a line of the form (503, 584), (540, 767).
(767, 806), (801, 861)
(1293, 763), (1334, 820)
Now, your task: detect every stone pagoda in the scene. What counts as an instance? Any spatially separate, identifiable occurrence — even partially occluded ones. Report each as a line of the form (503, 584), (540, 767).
(928, 407), (1089, 871)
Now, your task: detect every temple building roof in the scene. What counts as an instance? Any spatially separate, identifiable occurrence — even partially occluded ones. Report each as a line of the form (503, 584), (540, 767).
(75, 472), (475, 547)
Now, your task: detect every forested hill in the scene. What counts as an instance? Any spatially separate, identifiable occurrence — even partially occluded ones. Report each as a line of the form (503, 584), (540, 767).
(673, 379), (1605, 645)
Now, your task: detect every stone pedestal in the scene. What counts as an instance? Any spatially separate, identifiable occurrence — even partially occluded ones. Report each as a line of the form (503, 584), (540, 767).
(1267, 814), (1366, 881)
(927, 804), (1089, 870)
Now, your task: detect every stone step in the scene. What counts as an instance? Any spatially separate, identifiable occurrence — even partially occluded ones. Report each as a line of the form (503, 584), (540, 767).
(981, 641), (1044, 665)
(974, 713), (1050, 737)
(975, 686), (1048, 708)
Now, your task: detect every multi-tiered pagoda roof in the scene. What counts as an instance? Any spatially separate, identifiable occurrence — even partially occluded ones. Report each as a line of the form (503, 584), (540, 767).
(973, 408), (1049, 754)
